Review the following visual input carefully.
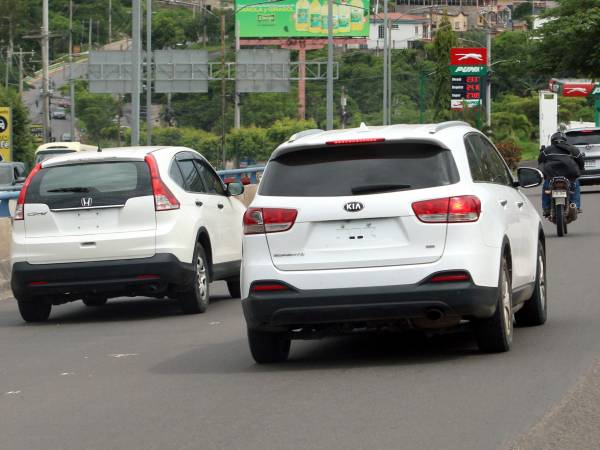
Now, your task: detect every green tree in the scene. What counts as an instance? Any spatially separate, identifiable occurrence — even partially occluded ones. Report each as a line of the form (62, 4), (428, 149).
(513, 2), (534, 20)
(430, 12), (458, 120)
(535, 0), (600, 77)
(0, 86), (35, 165)
(74, 84), (119, 143)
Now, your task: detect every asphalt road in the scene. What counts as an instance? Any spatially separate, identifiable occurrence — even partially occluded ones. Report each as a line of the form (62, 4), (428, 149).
(1, 187), (600, 450)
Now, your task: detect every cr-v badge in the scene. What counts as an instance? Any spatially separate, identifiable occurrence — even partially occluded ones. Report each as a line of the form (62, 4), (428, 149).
(344, 201), (364, 212)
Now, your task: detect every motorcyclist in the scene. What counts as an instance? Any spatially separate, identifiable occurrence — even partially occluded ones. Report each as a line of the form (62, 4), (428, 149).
(538, 131), (585, 217)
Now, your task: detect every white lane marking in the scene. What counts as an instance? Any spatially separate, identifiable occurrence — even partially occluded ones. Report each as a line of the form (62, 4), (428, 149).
(210, 321), (222, 325)
(109, 353), (139, 358)
(61, 372), (75, 376)
(5, 391), (21, 395)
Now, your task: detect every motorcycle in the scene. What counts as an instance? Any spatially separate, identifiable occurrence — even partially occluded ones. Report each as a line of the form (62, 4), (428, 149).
(546, 176), (578, 236)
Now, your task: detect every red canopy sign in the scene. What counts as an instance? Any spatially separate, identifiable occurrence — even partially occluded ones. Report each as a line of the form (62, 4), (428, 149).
(450, 48), (488, 66)
(549, 79), (596, 97)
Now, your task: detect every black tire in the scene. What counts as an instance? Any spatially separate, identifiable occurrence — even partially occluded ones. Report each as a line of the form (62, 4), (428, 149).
(475, 257), (513, 353)
(82, 296), (108, 307)
(556, 204), (565, 237)
(18, 301), (51, 323)
(226, 278), (241, 299)
(248, 329), (291, 364)
(179, 243), (210, 314)
(515, 243), (547, 327)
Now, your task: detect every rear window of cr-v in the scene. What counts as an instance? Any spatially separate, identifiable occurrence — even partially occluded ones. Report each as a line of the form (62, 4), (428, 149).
(258, 143), (460, 197)
(566, 130), (600, 146)
(27, 161), (152, 210)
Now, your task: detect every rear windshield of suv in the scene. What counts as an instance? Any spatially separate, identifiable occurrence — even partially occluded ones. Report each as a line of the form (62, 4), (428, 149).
(566, 130), (600, 146)
(259, 143), (459, 197)
(27, 161), (152, 209)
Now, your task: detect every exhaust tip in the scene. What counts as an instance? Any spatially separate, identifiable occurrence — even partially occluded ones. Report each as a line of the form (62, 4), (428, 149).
(425, 308), (444, 321)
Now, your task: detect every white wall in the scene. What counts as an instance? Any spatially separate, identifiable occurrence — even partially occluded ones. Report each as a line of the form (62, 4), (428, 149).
(366, 22), (424, 50)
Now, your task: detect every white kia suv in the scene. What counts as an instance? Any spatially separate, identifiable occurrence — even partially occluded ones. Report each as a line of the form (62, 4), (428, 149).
(241, 122), (548, 363)
(11, 146), (246, 322)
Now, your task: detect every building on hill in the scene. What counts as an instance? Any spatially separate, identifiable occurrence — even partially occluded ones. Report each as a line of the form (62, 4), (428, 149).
(357, 13), (430, 49)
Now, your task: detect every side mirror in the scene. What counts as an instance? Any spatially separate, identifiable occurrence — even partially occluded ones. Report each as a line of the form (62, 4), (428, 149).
(517, 167), (543, 188)
(227, 181), (244, 196)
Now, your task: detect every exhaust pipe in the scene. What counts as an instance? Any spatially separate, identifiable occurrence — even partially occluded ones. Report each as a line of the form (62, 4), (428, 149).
(425, 308), (444, 321)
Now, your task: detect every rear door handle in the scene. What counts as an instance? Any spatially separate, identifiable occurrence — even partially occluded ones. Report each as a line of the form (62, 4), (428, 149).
(217, 203), (224, 209)
(499, 200), (508, 207)
(195, 200), (203, 207)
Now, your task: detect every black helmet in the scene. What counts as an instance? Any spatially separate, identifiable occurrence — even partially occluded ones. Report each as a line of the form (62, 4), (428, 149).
(551, 131), (567, 145)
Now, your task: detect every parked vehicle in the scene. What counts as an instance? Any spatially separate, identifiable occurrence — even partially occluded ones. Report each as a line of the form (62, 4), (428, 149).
(0, 162), (27, 192)
(11, 146), (246, 322)
(566, 128), (600, 185)
(241, 122), (547, 363)
(51, 108), (67, 120)
(34, 142), (97, 165)
(545, 176), (578, 236)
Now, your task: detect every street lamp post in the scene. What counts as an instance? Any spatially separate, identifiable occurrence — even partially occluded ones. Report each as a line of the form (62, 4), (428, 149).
(326, 0), (333, 130)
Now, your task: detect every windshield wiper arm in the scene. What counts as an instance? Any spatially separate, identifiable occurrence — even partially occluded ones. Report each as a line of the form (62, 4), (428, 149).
(351, 184), (412, 195)
(47, 187), (90, 193)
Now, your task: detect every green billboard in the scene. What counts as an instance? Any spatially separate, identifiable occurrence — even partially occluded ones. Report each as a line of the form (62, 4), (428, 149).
(236, 0), (370, 38)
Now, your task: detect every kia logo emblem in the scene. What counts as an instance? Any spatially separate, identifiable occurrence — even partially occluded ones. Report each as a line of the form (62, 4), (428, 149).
(81, 197), (93, 207)
(344, 201), (364, 212)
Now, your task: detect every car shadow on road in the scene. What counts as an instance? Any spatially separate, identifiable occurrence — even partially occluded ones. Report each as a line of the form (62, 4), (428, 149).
(0, 294), (235, 326)
(151, 328), (481, 375)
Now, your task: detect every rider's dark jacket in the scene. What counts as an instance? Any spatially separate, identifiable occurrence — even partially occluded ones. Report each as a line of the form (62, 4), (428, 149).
(538, 143), (585, 181)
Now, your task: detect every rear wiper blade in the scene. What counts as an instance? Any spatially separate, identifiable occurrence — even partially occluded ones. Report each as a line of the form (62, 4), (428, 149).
(351, 184), (412, 195)
(47, 187), (90, 193)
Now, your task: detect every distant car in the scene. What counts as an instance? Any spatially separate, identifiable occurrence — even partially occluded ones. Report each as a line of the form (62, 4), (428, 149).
(0, 162), (27, 192)
(565, 128), (600, 185)
(241, 121), (548, 363)
(51, 108), (66, 120)
(60, 133), (72, 142)
(11, 146), (246, 322)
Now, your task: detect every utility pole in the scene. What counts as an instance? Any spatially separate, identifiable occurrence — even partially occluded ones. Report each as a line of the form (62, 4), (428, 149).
(132, 0), (142, 145)
(326, 0), (333, 130)
(382, 0), (388, 125)
(146, 0), (152, 145)
(15, 48), (34, 96)
(42, 0), (50, 143)
(387, 17), (392, 124)
(220, 5), (226, 167)
(109, 0), (113, 44)
(486, 26), (492, 127)
(89, 18), (93, 51)
(69, 0), (76, 140)
(4, 21), (13, 89)
(234, 18), (241, 129)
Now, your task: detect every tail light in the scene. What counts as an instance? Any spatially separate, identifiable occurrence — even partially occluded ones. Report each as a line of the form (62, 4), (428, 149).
(243, 208), (298, 235)
(428, 272), (471, 283)
(412, 196), (481, 223)
(552, 179), (569, 190)
(14, 163), (42, 221)
(145, 154), (180, 211)
(250, 282), (291, 293)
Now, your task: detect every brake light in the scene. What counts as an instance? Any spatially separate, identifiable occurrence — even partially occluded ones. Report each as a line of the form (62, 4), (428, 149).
(14, 163), (42, 221)
(326, 138), (385, 145)
(243, 208), (298, 234)
(412, 196), (481, 223)
(145, 154), (179, 211)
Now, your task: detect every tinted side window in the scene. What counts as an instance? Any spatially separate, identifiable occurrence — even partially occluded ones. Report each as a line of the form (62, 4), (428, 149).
(178, 160), (206, 193)
(195, 161), (225, 196)
(465, 137), (487, 182)
(477, 136), (513, 186)
(169, 160), (185, 189)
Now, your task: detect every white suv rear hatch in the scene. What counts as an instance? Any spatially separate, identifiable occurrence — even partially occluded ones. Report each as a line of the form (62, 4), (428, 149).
(256, 142), (460, 271)
(23, 159), (156, 264)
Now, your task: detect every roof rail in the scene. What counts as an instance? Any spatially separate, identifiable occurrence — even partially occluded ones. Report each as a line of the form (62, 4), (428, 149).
(429, 121), (471, 134)
(288, 129), (325, 142)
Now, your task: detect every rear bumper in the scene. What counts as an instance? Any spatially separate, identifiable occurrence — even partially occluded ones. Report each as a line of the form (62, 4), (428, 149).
(11, 254), (195, 302)
(242, 281), (498, 332)
(580, 168), (600, 185)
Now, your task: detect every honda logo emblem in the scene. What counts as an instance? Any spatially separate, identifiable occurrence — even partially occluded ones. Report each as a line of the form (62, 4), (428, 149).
(344, 201), (364, 212)
(81, 197), (93, 207)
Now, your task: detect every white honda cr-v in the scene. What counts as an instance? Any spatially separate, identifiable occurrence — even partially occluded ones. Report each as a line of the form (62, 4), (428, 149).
(11, 146), (246, 322)
(241, 122), (548, 363)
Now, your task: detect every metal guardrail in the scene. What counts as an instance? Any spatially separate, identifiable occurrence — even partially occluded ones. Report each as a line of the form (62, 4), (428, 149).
(0, 191), (19, 218)
(217, 167), (264, 184)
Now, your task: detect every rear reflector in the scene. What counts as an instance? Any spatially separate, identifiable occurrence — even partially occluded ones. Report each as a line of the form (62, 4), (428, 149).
(28, 281), (49, 286)
(14, 163), (42, 221)
(412, 196), (481, 223)
(251, 283), (290, 292)
(145, 154), (180, 211)
(243, 207), (298, 234)
(429, 272), (470, 283)
(326, 138), (385, 145)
